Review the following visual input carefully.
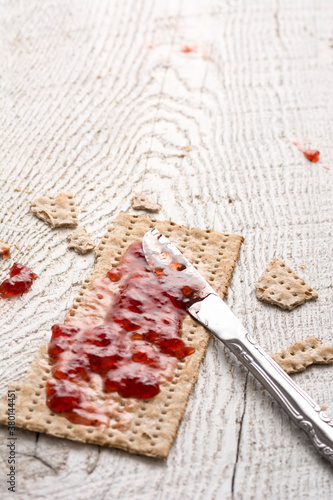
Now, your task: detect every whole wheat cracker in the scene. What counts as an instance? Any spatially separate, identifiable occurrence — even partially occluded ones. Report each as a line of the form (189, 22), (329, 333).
(67, 226), (95, 254)
(0, 212), (243, 458)
(271, 336), (333, 374)
(130, 193), (161, 213)
(255, 259), (318, 310)
(30, 192), (78, 228)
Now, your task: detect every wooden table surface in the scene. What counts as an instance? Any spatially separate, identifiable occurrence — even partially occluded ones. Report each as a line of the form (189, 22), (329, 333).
(1, 0), (332, 498)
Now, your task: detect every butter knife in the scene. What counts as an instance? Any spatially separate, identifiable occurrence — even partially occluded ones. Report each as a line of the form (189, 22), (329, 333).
(142, 228), (333, 464)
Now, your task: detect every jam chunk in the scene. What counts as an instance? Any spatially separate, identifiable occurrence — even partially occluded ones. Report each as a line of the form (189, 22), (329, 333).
(0, 263), (38, 297)
(104, 364), (160, 399)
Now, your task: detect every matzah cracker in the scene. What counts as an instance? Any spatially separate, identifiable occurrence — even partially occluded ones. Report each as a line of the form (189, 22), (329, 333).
(255, 259), (318, 310)
(67, 227), (95, 254)
(130, 193), (161, 213)
(0, 212), (243, 458)
(271, 336), (333, 374)
(30, 192), (78, 228)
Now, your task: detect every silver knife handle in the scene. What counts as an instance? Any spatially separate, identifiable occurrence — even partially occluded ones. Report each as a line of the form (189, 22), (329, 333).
(189, 294), (333, 464)
(226, 333), (333, 464)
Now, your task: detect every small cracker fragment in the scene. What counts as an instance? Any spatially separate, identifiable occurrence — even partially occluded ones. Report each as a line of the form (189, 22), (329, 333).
(255, 259), (318, 310)
(130, 193), (161, 213)
(30, 192), (78, 228)
(67, 226), (95, 254)
(0, 212), (243, 459)
(271, 336), (333, 374)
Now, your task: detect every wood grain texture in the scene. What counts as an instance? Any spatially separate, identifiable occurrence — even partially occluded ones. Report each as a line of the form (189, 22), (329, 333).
(0, 0), (332, 499)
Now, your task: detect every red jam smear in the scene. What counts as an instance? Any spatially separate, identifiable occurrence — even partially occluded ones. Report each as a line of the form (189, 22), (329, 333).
(46, 242), (195, 425)
(0, 263), (38, 297)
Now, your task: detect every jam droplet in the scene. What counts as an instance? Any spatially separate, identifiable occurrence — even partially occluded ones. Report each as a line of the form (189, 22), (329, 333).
(302, 149), (320, 163)
(180, 45), (197, 53)
(107, 268), (122, 282)
(46, 242), (196, 425)
(293, 142), (320, 163)
(0, 263), (38, 297)
(0, 242), (11, 259)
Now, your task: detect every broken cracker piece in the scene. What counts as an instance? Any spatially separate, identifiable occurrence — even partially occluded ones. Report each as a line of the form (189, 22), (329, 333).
(67, 226), (95, 254)
(255, 259), (318, 310)
(30, 192), (78, 228)
(0, 212), (243, 459)
(271, 336), (333, 374)
(130, 193), (161, 213)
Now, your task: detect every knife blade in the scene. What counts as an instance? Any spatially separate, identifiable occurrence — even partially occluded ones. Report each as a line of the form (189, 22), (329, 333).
(142, 228), (333, 464)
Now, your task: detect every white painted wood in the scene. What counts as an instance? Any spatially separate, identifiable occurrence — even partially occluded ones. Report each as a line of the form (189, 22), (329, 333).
(1, 0), (332, 498)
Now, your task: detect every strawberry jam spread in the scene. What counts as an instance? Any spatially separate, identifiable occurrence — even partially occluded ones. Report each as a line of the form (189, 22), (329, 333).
(0, 263), (37, 297)
(46, 242), (196, 426)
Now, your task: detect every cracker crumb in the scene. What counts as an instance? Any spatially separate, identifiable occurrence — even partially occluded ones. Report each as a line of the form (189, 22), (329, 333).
(321, 405), (328, 411)
(184, 145), (192, 152)
(14, 187), (22, 192)
(30, 192), (78, 228)
(14, 243), (20, 250)
(255, 259), (318, 310)
(130, 193), (161, 213)
(67, 226), (95, 254)
(272, 337), (333, 374)
(298, 264), (307, 269)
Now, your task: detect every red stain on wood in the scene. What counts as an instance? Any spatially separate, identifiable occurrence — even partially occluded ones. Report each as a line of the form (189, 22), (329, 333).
(293, 142), (320, 163)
